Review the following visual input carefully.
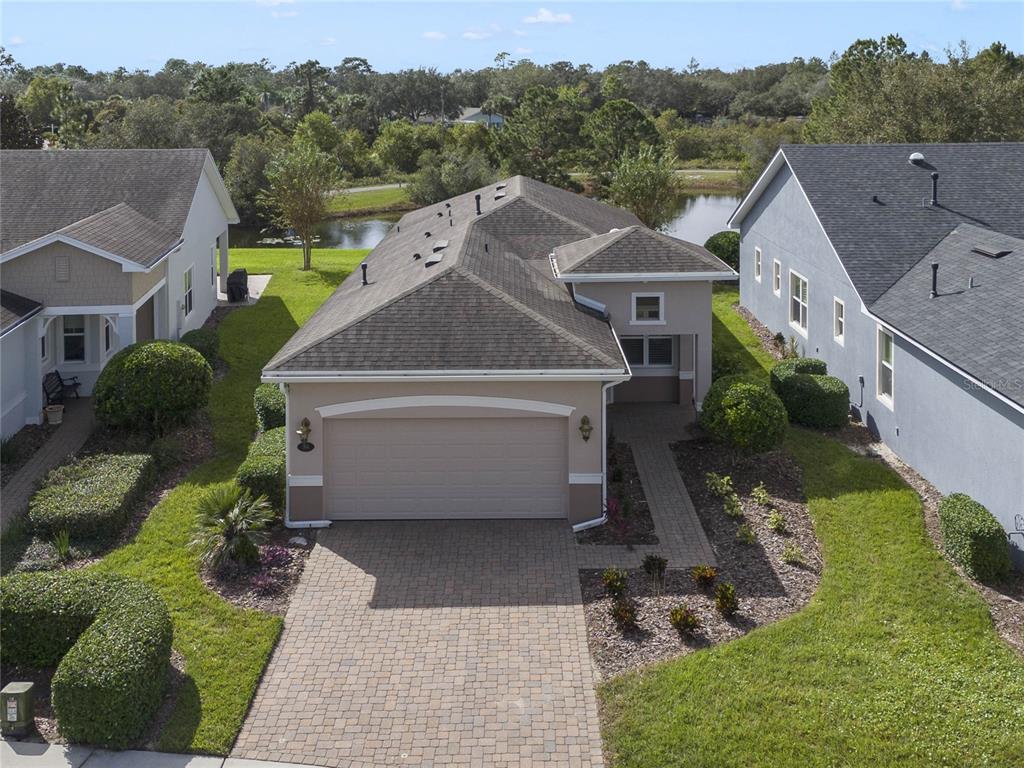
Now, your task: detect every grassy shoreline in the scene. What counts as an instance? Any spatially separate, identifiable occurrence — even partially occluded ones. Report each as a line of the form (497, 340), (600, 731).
(327, 187), (415, 218)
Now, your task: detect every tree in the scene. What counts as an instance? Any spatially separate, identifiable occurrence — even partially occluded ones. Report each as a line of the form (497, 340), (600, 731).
(0, 94), (43, 148)
(225, 132), (286, 227)
(16, 75), (77, 132)
(286, 60), (330, 118)
(259, 141), (338, 270)
(189, 66), (248, 104)
(408, 147), (497, 205)
(607, 146), (680, 230)
(372, 119), (441, 173)
(497, 85), (585, 188)
(703, 231), (740, 271)
(583, 98), (660, 173)
(89, 96), (190, 149)
(294, 110), (344, 155)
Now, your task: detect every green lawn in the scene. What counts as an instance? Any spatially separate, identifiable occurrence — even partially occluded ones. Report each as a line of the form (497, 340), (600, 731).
(95, 248), (366, 754)
(599, 286), (1024, 767)
(327, 186), (413, 216)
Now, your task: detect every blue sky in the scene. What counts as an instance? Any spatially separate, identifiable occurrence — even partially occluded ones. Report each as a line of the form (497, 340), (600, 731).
(3, 1), (1022, 73)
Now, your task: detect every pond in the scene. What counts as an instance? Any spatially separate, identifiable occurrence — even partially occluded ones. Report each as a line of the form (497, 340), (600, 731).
(230, 193), (741, 252)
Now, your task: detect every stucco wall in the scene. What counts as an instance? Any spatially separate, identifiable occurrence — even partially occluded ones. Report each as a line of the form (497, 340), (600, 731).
(1, 322), (29, 438)
(740, 161), (1024, 565)
(1, 242), (130, 307)
(171, 170), (227, 337)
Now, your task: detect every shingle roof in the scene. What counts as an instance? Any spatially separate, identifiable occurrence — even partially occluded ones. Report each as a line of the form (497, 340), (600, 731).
(871, 224), (1024, 407)
(0, 289), (42, 337)
(553, 225), (732, 275)
(265, 176), (643, 373)
(0, 149), (210, 264)
(780, 143), (1024, 304)
(55, 203), (182, 268)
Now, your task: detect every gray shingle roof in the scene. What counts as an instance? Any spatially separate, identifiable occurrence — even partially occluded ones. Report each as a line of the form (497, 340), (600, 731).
(553, 225), (732, 275)
(0, 289), (42, 337)
(265, 176), (643, 373)
(56, 203), (182, 268)
(0, 149), (210, 264)
(781, 143), (1024, 305)
(871, 224), (1024, 407)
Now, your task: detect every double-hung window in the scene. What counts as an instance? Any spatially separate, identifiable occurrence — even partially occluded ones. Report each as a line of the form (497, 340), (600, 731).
(183, 266), (194, 317)
(789, 270), (808, 335)
(631, 293), (664, 325)
(833, 298), (845, 346)
(877, 327), (894, 406)
(620, 336), (673, 368)
(754, 247), (762, 282)
(772, 260), (782, 296)
(62, 315), (85, 362)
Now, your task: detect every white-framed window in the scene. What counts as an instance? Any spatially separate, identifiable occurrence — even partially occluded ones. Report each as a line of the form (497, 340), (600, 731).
(620, 336), (674, 368)
(754, 247), (762, 282)
(772, 259), (782, 296)
(210, 243), (217, 287)
(833, 298), (845, 346)
(631, 292), (665, 325)
(40, 332), (48, 363)
(103, 318), (115, 356)
(877, 327), (894, 407)
(183, 266), (194, 317)
(62, 315), (86, 362)
(789, 270), (808, 336)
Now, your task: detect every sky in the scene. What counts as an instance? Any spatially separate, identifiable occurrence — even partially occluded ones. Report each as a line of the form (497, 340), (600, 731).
(2, 1), (1022, 73)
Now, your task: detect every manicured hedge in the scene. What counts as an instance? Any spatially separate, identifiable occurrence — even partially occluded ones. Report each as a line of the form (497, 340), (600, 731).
(180, 327), (220, 365)
(0, 571), (172, 748)
(94, 341), (212, 435)
(254, 383), (286, 432)
(938, 493), (1011, 583)
(770, 358), (849, 429)
(236, 427), (285, 511)
(28, 453), (154, 539)
(700, 374), (788, 454)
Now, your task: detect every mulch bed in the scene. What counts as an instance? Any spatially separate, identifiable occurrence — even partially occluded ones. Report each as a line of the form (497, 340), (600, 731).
(582, 438), (821, 678)
(735, 303), (788, 360)
(1, 424), (57, 488)
(576, 441), (657, 546)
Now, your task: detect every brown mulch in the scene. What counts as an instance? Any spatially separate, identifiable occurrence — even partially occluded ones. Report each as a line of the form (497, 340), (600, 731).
(735, 303), (788, 360)
(582, 439), (821, 678)
(576, 441), (657, 546)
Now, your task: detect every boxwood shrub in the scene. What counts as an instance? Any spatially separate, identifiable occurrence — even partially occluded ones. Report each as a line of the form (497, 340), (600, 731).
(938, 493), (1011, 583)
(236, 427), (286, 512)
(254, 383), (286, 432)
(94, 341), (212, 435)
(770, 357), (828, 391)
(0, 571), (172, 748)
(699, 374), (788, 454)
(179, 327), (219, 365)
(28, 453), (154, 539)
(770, 358), (849, 429)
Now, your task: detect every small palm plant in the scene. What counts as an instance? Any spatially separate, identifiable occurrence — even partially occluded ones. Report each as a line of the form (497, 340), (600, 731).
(191, 484), (275, 571)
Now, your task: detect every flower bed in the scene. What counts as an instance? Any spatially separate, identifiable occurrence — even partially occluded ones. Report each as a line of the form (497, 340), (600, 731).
(576, 441), (657, 546)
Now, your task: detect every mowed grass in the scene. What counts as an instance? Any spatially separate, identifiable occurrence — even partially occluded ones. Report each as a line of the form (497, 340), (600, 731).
(599, 286), (1024, 767)
(95, 249), (365, 754)
(327, 186), (413, 216)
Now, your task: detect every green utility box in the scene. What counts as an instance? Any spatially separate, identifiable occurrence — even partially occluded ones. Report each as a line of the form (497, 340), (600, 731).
(1, 681), (34, 737)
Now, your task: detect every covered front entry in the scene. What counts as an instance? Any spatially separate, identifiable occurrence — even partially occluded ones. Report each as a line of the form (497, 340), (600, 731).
(135, 296), (155, 342)
(323, 416), (568, 519)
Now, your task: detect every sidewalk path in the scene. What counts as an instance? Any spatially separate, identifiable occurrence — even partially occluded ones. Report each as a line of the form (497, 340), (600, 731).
(1, 742), (324, 768)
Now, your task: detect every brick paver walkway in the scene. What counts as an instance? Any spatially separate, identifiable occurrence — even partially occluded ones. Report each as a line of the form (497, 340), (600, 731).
(1, 398), (94, 533)
(234, 520), (603, 768)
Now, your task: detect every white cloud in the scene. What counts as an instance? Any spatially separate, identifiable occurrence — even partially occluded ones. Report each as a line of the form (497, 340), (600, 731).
(320, 37), (336, 46)
(462, 29), (493, 40)
(523, 8), (572, 24)
(422, 31), (447, 41)
(8, 35), (25, 46)
(515, 47), (533, 55)
(271, 9), (298, 17)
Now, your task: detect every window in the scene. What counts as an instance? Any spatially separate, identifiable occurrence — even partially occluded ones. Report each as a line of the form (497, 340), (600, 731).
(789, 270), (808, 335)
(183, 266), (194, 317)
(40, 333), (48, 362)
(103, 319), (114, 355)
(62, 315), (85, 362)
(631, 293), (664, 324)
(620, 336), (673, 368)
(772, 260), (782, 296)
(877, 327), (894, 405)
(210, 244), (217, 287)
(833, 298), (845, 345)
(754, 247), (762, 282)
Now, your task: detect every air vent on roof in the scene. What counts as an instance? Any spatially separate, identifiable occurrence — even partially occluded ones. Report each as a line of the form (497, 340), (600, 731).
(436, 211), (443, 217)
(495, 192), (506, 200)
(971, 246), (1011, 259)
(424, 253), (444, 267)
(496, 183), (507, 190)
(432, 240), (448, 252)
(412, 252), (421, 260)
(424, 231), (432, 238)
(909, 152), (925, 166)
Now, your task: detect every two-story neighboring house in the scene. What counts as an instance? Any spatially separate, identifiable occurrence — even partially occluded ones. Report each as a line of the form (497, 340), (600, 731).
(729, 143), (1024, 565)
(0, 149), (239, 437)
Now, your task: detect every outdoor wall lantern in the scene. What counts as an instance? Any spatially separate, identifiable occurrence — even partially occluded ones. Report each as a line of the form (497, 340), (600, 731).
(296, 417), (314, 452)
(578, 415), (593, 442)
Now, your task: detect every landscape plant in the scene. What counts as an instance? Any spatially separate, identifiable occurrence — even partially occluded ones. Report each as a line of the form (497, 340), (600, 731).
(602, 567), (629, 598)
(180, 327), (220, 365)
(771, 358), (849, 429)
(690, 564), (717, 589)
(253, 383), (286, 432)
(610, 596), (640, 629)
(642, 554), (668, 593)
(735, 523), (756, 545)
(699, 374), (788, 454)
(191, 484), (275, 571)
(236, 427), (286, 510)
(669, 605), (701, 636)
(782, 542), (804, 566)
(714, 582), (739, 617)
(703, 230), (740, 271)
(767, 509), (787, 533)
(937, 493), (1011, 583)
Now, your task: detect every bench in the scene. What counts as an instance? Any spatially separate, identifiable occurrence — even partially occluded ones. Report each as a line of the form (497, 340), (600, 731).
(43, 371), (81, 405)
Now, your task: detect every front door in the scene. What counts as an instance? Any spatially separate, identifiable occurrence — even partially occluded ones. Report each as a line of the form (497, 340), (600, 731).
(135, 296), (155, 342)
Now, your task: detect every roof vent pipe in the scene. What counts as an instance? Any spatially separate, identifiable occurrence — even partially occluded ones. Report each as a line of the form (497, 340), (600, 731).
(930, 172), (939, 206)
(475, 194), (481, 215)
(484, 242), (489, 253)
(361, 263), (368, 286)
(930, 262), (938, 298)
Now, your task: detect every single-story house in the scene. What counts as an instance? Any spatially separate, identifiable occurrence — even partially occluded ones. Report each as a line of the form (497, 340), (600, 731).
(262, 175), (735, 529)
(0, 149), (239, 437)
(729, 142), (1024, 564)
(458, 106), (504, 128)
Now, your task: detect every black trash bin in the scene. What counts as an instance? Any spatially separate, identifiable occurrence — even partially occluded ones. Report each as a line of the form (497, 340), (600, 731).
(226, 268), (249, 303)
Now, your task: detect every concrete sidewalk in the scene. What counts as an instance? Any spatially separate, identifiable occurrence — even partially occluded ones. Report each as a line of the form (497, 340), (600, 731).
(1, 742), (327, 768)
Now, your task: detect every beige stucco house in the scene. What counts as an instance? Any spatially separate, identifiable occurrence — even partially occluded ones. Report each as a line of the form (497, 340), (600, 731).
(262, 176), (735, 530)
(0, 149), (238, 437)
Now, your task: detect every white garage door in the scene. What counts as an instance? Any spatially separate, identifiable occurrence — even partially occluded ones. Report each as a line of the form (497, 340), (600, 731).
(323, 417), (568, 519)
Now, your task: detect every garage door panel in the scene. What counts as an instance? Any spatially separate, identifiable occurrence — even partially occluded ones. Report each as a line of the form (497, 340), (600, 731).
(324, 417), (567, 519)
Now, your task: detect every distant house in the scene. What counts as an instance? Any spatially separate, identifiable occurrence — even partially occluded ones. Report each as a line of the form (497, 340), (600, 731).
(457, 106), (504, 128)
(729, 143), (1024, 564)
(0, 149), (239, 437)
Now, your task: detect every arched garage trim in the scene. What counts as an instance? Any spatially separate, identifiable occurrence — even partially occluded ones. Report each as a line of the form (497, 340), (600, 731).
(316, 395), (576, 419)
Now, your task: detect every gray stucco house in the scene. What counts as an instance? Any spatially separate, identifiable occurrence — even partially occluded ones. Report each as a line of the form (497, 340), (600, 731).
(729, 143), (1024, 565)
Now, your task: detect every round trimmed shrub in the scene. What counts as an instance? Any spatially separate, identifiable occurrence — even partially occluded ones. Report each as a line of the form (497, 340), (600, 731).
(254, 383), (286, 432)
(703, 230), (739, 271)
(0, 571), (172, 748)
(770, 358), (849, 429)
(180, 327), (219, 365)
(938, 493), (1011, 583)
(770, 357), (828, 391)
(236, 427), (286, 512)
(94, 341), (212, 434)
(700, 374), (788, 454)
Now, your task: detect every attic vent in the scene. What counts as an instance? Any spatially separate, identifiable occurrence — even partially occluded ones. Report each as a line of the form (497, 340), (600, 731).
(424, 253), (444, 267)
(436, 211), (443, 218)
(424, 231), (432, 238)
(412, 252), (421, 260)
(494, 192), (506, 200)
(55, 254), (70, 282)
(496, 183), (507, 190)
(971, 246), (1011, 259)
(432, 240), (449, 252)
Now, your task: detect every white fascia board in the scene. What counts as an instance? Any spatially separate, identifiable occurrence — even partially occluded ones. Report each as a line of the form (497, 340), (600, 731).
(1, 233), (179, 273)
(572, 291), (606, 314)
(202, 152), (241, 224)
(262, 369), (629, 383)
(557, 271), (737, 283)
(727, 148), (787, 228)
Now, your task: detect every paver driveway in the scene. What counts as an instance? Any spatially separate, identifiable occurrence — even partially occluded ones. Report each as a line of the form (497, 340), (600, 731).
(233, 520), (603, 768)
